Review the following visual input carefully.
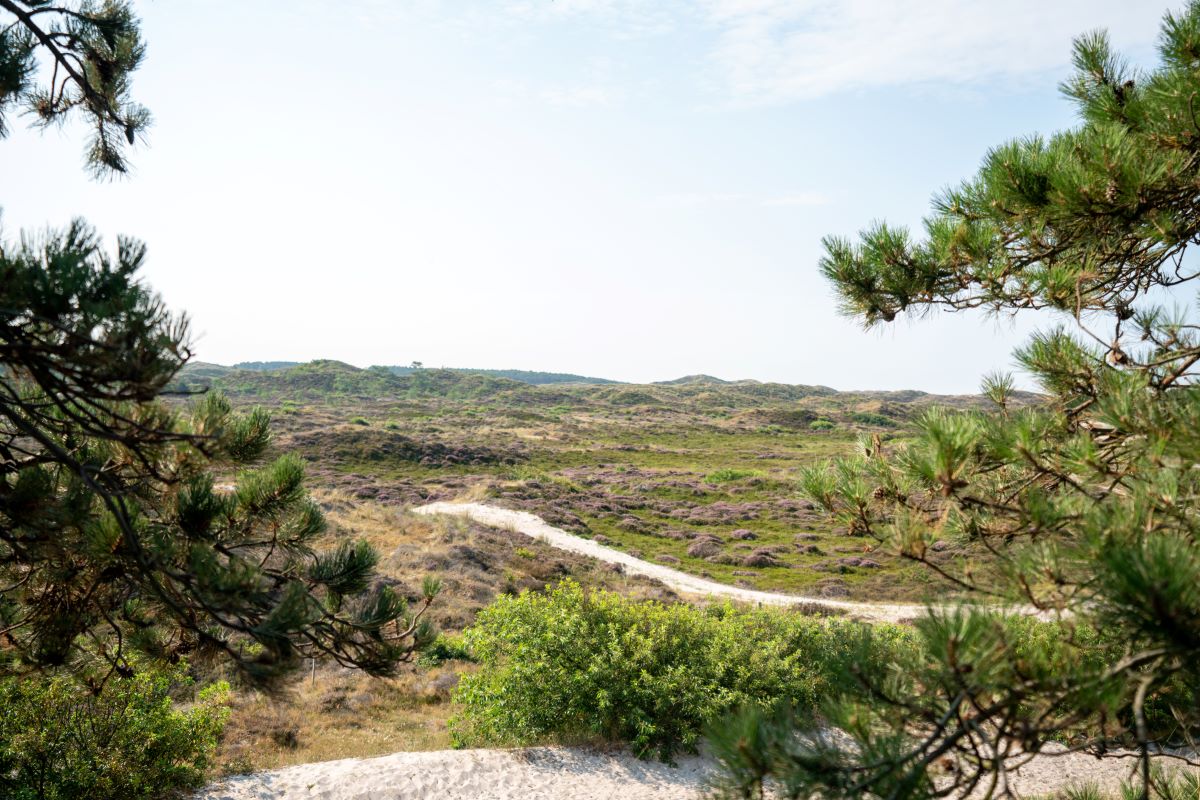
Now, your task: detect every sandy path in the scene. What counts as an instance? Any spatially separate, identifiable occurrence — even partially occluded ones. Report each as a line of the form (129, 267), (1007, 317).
(195, 746), (714, 800)
(194, 743), (1196, 799)
(413, 501), (935, 623)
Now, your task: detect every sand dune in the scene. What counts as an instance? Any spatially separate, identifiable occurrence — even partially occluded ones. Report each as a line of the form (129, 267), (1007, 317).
(194, 742), (1198, 799)
(195, 746), (715, 800)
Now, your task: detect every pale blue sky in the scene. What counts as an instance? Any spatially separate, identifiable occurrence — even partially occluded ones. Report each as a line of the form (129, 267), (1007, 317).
(0, 1), (1177, 391)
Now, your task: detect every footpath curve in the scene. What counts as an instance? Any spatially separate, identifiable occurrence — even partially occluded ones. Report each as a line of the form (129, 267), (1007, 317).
(413, 501), (932, 624)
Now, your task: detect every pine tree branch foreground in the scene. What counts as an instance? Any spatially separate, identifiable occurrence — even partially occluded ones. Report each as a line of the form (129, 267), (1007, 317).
(714, 4), (1200, 799)
(0, 1), (439, 687)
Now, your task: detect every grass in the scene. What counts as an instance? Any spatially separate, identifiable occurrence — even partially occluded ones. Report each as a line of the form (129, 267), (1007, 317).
(209, 492), (681, 773)
(216, 665), (458, 774)
(166, 367), (1028, 777)
(196, 369), (984, 602)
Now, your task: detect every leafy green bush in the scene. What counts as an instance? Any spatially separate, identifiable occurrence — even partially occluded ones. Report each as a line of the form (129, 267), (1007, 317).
(450, 581), (906, 759)
(417, 633), (475, 667)
(349, 415), (370, 425)
(809, 419), (835, 431)
(848, 411), (895, 427)
(0, 664), (229, 800)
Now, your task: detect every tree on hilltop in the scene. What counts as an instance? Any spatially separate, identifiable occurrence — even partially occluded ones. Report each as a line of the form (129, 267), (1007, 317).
(0, 1), (437, 686)
(715, 4), (1200, 798)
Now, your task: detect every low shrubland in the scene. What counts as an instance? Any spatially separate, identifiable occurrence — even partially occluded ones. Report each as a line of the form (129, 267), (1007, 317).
(0, 663), (229, 800)
(449, 581), (908, 759)
(210, 499), (677, 773)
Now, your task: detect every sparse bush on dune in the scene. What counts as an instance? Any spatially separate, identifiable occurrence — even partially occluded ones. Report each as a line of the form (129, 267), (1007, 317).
(848, 411), (895, 427)
(449, 580), (906, 760)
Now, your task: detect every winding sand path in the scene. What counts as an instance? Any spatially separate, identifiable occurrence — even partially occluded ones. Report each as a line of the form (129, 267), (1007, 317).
(413, 501), (932, 624)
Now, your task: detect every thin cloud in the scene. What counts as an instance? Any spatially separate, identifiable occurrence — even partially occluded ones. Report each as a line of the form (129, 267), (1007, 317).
(699, 0), (1171, 104)
(362, 1), (1174, 105)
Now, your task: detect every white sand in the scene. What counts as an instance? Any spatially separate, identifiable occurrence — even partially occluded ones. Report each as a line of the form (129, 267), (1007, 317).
(414, 501), (977, 624)
(194, 743), (1198, 799)
(195, 746), (715, 800)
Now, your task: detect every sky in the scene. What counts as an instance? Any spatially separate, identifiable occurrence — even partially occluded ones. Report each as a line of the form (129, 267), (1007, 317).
(0, 0), (1180, 392)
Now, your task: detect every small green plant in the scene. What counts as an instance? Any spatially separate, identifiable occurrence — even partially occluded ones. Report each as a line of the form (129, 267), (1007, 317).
(349, 416), (370, 425)
(0, 663), (230, 800)
(809, 419), (835, 431)
(514, 546), (537, 560)
(417, 633), (475, 667)
(706, 468), (763, 483)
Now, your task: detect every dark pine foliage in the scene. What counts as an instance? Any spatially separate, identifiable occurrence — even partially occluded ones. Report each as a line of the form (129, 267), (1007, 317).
(715, 4), (1200, 799)
(0, 2), (438, 687)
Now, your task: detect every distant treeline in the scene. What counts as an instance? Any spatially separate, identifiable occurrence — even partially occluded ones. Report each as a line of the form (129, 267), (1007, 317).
(230, 361), (617, 386)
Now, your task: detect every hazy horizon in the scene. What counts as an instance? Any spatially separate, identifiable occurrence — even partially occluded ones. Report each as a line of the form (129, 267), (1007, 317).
(197, 356), (1041, 395)
(0, 0), (1175, 393)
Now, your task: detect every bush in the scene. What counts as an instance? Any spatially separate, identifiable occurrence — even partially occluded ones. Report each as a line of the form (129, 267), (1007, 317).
(849, 411), (894, 427)
(0, 664), (229, 800)
(450, 581), (906, 759)
(809, 419), (835, 431)
(417, 633), (475, 667)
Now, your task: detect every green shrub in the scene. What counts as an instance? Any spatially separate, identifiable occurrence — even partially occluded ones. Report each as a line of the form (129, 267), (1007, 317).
(809, 419), (835, 431)
(849, 411), (894, 427)
(705, 468), (763, 483)
(450, 581), (906, 759)
(349, 416), (370, 425)
(0, 663), (229, 800)
(417, 633), (475, 667)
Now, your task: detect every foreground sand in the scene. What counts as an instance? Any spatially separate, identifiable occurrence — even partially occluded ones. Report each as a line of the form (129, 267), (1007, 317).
(195, 746), (715, 800)
(195, 743), (1197, 799)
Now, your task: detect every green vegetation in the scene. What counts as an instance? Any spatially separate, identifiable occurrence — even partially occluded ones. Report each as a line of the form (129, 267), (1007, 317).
(0, 1), (148, 176)
(0, 663), (229, 800)
(233, 361), (302, 371)
(847, 411), (895, 427)
(186, 359), (999, 600)
(378, 365), (619, 385)
(416, 633), (475, 668)
(450, 581), (906, 760)
(716, 5), (1200, 798)
(705, 468), (764, 483)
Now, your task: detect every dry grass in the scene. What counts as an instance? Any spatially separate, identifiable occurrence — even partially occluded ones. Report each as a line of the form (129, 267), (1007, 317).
(211, 492), (675, 775)
(216, 663), (462, 775)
